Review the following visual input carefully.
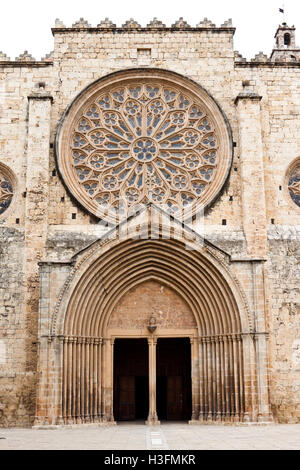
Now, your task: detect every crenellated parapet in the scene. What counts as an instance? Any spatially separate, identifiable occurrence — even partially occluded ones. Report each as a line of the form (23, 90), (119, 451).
(50, 17), (235, 32)
(234, 51), (247, 63)
(197, 18), (217, 28)
(0, 51), (10, 61)
(251, 52), (269, 63)
(72, 18), (91, 28)
(15, 50), (36, 62)
(171, 17), (190, 28)
(41, 51), (54, 62)
(146, 18), (166, 29)
(97, 18), (116, 28)
(122, 18), (141, 29)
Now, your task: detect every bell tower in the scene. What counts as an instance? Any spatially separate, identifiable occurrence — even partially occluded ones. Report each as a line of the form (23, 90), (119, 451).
(271, 23), (300, 61)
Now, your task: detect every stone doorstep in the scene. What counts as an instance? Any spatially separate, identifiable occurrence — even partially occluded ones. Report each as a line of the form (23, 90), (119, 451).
(31, 420), (276, 430)
(189, 421), (275, 426)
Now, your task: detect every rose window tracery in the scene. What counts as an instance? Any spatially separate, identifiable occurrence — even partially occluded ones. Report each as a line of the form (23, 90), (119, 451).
(71, 85), (217, 212)
(0, 169), (14, 216)
(58, 72), (232, 221)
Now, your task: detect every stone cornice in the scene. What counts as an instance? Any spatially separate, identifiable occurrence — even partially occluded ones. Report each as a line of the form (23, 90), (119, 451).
(0, 61), (53, 68)
(235, 61), (300, 68)
(28, 92), (53, 102)
(230, 256), (267, 262)
(234, 92), (263, 105)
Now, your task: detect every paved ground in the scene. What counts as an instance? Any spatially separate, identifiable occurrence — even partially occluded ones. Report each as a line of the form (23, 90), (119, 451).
(0, 422), (300, 450)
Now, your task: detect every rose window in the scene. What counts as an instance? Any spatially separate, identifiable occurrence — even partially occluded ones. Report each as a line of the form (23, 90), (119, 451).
(58, 72), (232, 221)
(0, 168), (14, 216)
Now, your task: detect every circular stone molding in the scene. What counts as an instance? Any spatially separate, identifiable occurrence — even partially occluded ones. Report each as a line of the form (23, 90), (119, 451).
(56, 69), (233, 222)
(286, 158), (300, 209)
(0, 163), (16, 217)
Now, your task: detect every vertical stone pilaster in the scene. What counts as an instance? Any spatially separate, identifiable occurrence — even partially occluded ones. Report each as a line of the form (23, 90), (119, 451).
(251, 261), (273, 423)
(254, 333), (273, 422)
(27, 92), (52, 427)
(235, 92), (267, 257)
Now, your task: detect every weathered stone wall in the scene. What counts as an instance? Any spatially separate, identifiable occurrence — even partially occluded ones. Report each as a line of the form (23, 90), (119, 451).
(267, 228), (300, 423)
(234, 64), (300, 226)
(0, 228), (35, 427)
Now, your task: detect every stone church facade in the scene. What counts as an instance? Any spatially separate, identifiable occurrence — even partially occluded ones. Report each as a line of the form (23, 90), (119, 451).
(0, 17), (299, 427)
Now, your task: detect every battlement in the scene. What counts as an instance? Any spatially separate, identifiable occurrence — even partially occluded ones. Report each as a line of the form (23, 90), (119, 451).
(51, 16), (236, 34)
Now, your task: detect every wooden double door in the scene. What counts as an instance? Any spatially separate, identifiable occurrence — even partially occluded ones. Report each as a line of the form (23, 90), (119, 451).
(113, 338), (192, 421)
(157, 338), (192, 421)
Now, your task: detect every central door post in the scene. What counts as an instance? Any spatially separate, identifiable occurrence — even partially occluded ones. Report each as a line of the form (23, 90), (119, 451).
(146, 337), (160, 425)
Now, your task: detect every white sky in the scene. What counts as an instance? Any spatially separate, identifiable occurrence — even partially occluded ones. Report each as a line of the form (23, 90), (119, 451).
(0, 0), (299, 60)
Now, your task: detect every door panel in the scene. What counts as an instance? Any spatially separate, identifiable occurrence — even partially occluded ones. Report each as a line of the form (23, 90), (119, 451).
(119, 376), (135, 420)
(167, 376), (183, 420)
(135, 376), (149, 420)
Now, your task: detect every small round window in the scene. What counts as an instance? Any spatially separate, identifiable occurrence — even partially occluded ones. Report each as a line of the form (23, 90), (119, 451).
(287, 160), (300, 208)
(0, 165), (15, 216)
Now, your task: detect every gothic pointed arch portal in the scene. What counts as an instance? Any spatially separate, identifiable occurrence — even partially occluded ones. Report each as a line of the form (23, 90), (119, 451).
(40, 234), (258, 426)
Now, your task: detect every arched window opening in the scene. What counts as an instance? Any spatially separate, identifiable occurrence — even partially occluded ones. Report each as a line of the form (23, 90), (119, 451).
(284, 33), (291, 46)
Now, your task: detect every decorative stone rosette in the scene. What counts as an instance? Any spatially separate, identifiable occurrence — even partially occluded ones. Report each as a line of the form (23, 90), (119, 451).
(57, 71), (232, 222)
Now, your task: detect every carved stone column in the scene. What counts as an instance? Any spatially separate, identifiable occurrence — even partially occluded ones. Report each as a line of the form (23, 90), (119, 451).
(103, 338), (116, 423)
(189, 337), (200, 423)
(146, 337), (160, 425)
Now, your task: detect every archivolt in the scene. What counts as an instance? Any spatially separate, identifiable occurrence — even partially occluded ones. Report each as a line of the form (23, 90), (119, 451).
(62, 238), (247, 337)
(50, 236), (255, 424)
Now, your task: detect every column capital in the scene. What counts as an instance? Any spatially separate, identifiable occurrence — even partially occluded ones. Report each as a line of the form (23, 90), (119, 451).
(190, 336), (199, 345)
(147, 336), (157, 345)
